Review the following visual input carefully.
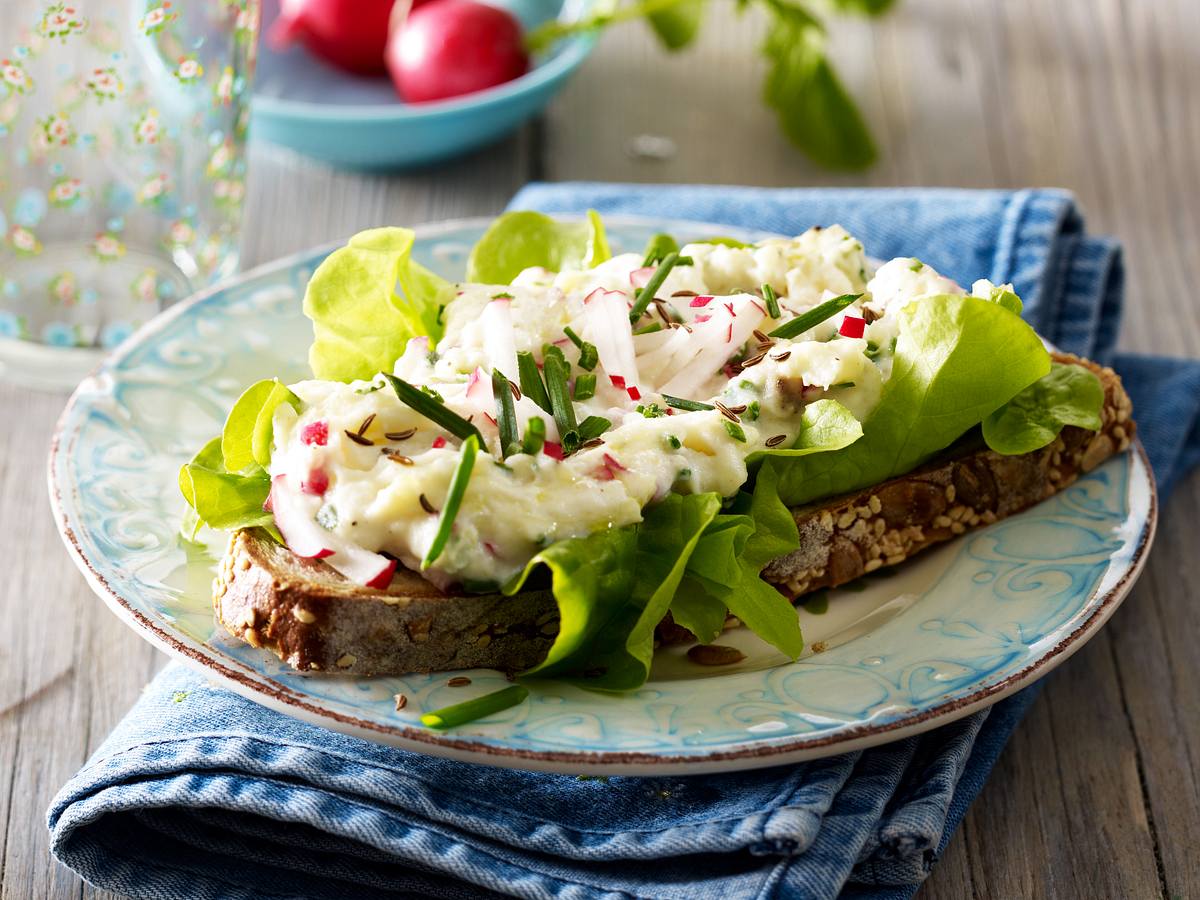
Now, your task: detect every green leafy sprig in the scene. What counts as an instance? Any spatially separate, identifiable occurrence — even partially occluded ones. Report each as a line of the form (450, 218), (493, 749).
(527, 0), (896, 170)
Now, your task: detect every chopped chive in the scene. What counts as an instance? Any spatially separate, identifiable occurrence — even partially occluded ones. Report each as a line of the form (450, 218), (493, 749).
(542, 343), (567, 365)
(384, 374), (483, 444)
(577, 415), (611, 441)
(745, 400), (761, 421)
(492, 369), (519, 458)
(634, 322), (663, 336)
(543, 353), (577, 436)
(517, 351), (552, 414)
(562, 327), (599, 370)
(492, 291), (514, 299)
(628, 252), (680, 323)
(762, 283), (782, 319)
(666, 434), (682, 450)
(422, 434), (479, 569)
(768, 293), (861, 340)
(723, 420), (747, 443)
(576, 342), (598, 371)
(420, 685), (529, 730)
(641, 233), (679, 267)
(521, 416), (546, 455)
(573, 372), (597, 401)
(675, 256), (694, 266)
(831, 381), (856, 389)
(662, 393), (715, 412)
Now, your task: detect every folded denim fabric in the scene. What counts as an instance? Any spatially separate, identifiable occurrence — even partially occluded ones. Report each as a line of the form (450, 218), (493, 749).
(49, 186), (1200, 900)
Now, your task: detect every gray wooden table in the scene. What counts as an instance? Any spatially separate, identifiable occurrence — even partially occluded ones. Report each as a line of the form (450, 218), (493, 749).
(3, 0), (1198, 896)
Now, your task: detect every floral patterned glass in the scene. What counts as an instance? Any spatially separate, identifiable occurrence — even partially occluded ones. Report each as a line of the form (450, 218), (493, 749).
(0, 1), (259, 388)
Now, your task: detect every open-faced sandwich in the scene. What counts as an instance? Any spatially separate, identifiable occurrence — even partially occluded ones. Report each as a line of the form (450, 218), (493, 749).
(183, 211), (1135, 701)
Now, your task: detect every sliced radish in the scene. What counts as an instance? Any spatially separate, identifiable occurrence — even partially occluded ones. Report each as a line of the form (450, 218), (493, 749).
(300, 421), (328, 446)
(583, 288), (640, 395)
(658, 294), (766, 398)
(328, 543), (397, 590)
(270, 476), (334, 559)
(542, 441), (563, 460)
(839, 315), (866, 338)
(300, 468), (329, 496)
(431, 436), (446, 449)
(629, 267), (654, 290)
(271, 475), (398, 588)
(480, 299), (517, 381)
(689, 296), (713, 308)
(364, 558), (398, 590)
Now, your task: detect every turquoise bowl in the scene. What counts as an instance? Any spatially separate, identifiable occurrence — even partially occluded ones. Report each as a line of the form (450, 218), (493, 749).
(250, 0), (595, 169)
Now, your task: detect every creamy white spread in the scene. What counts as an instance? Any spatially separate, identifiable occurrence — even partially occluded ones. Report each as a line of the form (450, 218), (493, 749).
(271, 227), (986, 587)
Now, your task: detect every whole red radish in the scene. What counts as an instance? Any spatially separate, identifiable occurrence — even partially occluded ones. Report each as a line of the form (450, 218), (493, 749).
(270, 0), (396, 76)
(386, 0), (530, 104)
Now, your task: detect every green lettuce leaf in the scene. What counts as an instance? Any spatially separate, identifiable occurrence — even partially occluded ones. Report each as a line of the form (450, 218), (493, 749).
(983, 362), (1103, 455)
(760, 0), (876, 170)
(669, 400), (857, 646)
(466, 210), (612, 285)
(304, 227), (454, 382)
(749, 398), (863, 464)
(178, 437), (275, 536)
(666, 584), (728, 644)
(765, 293), (1051, 507)
(221, 379), (300, 472)
(647, 0), (706, 50)
(504, 492), (720, 690)
(677, 464), (804, 656)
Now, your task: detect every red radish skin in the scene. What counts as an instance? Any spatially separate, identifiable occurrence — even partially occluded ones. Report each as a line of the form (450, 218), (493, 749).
(839, 315), (866, 338)
(386, 0), (529, 103)
(301, 468), (329, 496)
(431, 436), (446, 449)
(300, 420), (328, 446)
(270, 0), (395, 76)
(365, 558), (398, 589)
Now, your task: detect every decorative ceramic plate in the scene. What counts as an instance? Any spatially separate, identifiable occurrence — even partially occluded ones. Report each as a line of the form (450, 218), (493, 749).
(49, 217), (1157, 775)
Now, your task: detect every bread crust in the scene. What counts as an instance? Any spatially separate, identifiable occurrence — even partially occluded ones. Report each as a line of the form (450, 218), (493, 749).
(215, 353), (1133, 675)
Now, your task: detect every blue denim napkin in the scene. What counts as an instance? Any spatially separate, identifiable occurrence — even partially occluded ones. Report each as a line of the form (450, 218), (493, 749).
(50, 186), (1200, 900)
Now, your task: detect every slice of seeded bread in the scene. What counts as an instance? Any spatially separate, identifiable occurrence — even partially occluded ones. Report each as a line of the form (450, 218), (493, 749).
(214, 353), (1134, 675)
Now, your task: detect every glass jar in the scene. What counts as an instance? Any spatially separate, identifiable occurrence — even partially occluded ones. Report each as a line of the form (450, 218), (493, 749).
(0, 1), (260, 389)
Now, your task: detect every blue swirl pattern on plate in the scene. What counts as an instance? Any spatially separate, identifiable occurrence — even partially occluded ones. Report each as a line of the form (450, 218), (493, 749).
(49, 218), (1155, 771)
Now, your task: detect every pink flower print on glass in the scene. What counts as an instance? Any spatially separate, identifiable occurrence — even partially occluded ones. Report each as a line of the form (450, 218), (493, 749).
(131, 268), (158, 302)
(86, 67), (123, 100)
(135, 173), (169, 206)
(165, 219), (195, 248)
(8, 226), (42, 256)
(206, 138), (235, 177)
(139, 2), (178, 35)
(49, 271), (79, 305)
(39, 112), (75, 147)
(91, 231), (125, 261)
(212, 178), (244, 208)
(174, 56), (204, 83)
(214, 66), (236, 106)
(38, 4), (88, 42)
(48, 177), (84, 208)
(1, 60), (34, 95)
(133, 109), (160, 144)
